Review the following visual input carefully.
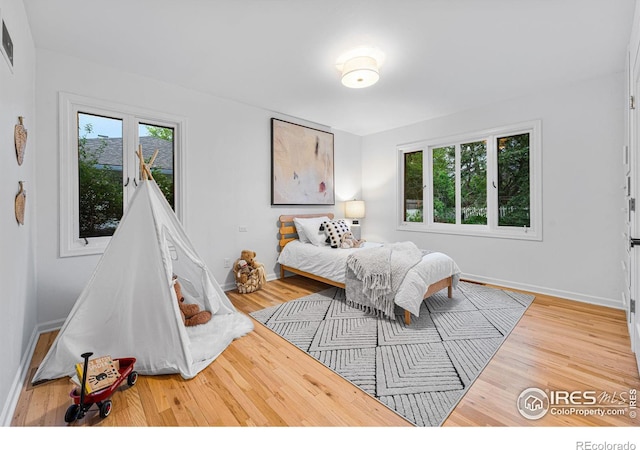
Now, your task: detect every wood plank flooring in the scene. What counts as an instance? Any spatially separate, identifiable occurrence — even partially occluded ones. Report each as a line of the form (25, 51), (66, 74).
(10, 276), (640, 427)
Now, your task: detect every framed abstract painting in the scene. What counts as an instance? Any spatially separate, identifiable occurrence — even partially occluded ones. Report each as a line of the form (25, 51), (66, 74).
(271, 118), (335, 205)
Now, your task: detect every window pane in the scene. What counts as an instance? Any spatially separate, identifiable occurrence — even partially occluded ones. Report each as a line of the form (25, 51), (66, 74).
(78, 113), (123, 238)
(497, 133), (530, 227)
(404, 151), (423, 222)
(460, 140), (487, 225)
(139, 123), (175, 209)
(432, 145), (456, 224)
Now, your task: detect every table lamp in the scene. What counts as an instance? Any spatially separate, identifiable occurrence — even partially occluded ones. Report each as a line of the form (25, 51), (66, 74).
(345, 200), (365, 240)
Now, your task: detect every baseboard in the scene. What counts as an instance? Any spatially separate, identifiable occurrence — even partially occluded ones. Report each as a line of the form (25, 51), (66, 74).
(37, 318), (66, 334)
(461, 273), (624, 310)
(0, 326), (40, 427)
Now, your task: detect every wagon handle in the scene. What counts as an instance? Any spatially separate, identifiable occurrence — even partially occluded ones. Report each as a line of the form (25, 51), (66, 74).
(79, 352), (93, 408)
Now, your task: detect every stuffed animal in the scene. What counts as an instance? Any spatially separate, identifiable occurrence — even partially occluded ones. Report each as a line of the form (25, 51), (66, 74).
(234, 249), (265, 274)
(240, 250), (259, 269)
(173, 276), (211, 326)
(233, 249), (267, 294)
(234, 259), (251, 284)
(242, 249), (266, 284)
(340, 231), (366, 249)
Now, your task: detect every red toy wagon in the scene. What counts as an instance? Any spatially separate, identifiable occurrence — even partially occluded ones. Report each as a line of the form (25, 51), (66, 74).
(64, 352), (137, 423)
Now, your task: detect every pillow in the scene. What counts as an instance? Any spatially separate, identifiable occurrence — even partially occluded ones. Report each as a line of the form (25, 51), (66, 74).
(293, 218), (310, 243)
(321, 219), (350, 248)
(294, 216), (331, 246)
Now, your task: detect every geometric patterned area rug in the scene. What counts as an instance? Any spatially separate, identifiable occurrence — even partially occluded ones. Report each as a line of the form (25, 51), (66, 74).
(250, 281), (534, 426)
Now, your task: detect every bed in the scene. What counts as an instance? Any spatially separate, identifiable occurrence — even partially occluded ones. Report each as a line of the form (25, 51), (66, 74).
(277, 213), (461, 325)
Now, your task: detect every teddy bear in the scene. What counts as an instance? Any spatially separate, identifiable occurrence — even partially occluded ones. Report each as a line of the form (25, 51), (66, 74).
(339, 231), (366, 249)
(240, 250), (259, 269)
(234, 250), (265, 275)
(173, 276), (211, 326)
(233, 250), (267, 293)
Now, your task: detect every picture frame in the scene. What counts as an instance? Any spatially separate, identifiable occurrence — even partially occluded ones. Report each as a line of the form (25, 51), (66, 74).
(0, 9), (13, 72)
(271, 118), (335, 205)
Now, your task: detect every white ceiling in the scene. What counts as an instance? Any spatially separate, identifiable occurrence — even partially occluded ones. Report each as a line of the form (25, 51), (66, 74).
(23, 0), (636, 136)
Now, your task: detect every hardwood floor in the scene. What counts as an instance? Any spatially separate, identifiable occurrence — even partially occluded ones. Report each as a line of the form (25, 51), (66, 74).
(10, 276), (640, 427)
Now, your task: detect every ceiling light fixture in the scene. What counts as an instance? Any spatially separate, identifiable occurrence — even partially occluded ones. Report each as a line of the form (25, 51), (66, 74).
(336, 47), (384, 89)
(341, 56), (379, 88)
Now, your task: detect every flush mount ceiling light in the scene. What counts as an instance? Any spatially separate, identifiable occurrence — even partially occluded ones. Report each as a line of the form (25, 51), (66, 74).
(336, 47), (384, 89)
(341, 56), (379, 88)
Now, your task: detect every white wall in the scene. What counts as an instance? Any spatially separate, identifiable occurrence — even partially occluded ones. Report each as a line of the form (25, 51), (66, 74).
(0, 0), (36, 425)
(34, 49), (362, 326)
(361, 73), (625, 308)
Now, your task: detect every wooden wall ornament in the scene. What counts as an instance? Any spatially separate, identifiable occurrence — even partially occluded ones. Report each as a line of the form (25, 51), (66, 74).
(14, 116), (27, 165)
(15, 181), (26, 225)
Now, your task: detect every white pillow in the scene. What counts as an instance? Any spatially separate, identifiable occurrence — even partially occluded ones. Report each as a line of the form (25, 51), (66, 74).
(294, 216), (331, 246)
(293, 218), (310, 243)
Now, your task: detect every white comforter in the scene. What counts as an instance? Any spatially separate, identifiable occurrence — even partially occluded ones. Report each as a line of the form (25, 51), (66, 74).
(277, 240), (461, 317)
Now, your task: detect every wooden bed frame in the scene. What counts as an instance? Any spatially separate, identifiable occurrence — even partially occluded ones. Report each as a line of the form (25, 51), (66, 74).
(278, 213), (453, 325)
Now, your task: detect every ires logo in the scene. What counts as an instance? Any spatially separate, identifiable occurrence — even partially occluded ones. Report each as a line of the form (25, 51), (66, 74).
(517, 388), (549, 420)
(517, 388), (636, 420)
(549, 390), (598, 405)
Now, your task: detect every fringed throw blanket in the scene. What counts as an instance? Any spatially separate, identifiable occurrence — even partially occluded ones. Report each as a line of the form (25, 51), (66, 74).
(345, 241), (424, 318)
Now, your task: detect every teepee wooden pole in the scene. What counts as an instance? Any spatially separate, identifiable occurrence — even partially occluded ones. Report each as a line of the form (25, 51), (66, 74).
(136, 146), (146, 180)
(145, 165), (154, 181)
(136, 145), (155, 181)
(144, 164), (153, 181)
(149, 149), (159, 167)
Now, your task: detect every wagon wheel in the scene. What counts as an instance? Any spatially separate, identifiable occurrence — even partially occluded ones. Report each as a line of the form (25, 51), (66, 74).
(64, 404), (80, 423)
(99, 400), (112, 418)
(127, 371), (138, 386)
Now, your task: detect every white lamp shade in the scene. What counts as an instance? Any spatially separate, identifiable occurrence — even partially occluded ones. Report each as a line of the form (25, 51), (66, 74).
(345, 200), (366, 219)
(341, 56), (379, 88)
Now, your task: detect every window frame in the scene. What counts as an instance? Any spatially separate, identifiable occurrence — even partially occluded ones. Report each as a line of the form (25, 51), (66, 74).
(397, 120), (542, 241)
(59, 92), (187, 257)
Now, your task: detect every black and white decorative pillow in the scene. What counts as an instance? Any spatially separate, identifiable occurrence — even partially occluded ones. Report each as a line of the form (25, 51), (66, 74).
(321, 219), (350, 248)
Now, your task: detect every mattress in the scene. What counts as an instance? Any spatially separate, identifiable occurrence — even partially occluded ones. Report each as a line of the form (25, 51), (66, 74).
(277, 240), (461, 317)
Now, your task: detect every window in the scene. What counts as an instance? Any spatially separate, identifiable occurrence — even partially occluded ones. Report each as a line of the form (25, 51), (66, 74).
(77, 113), (124, 238)
(398, 120), (541, 240)
(403, 150), (423, 222)
(497, 133), (530, 227)
(60, 93), (185, 256)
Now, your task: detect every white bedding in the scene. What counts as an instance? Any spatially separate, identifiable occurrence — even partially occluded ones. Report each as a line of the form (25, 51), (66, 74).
(277, 240), (461, 317)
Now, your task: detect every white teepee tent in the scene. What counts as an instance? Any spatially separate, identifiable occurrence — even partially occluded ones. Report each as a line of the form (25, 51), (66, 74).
(32, 179), (254, 383)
